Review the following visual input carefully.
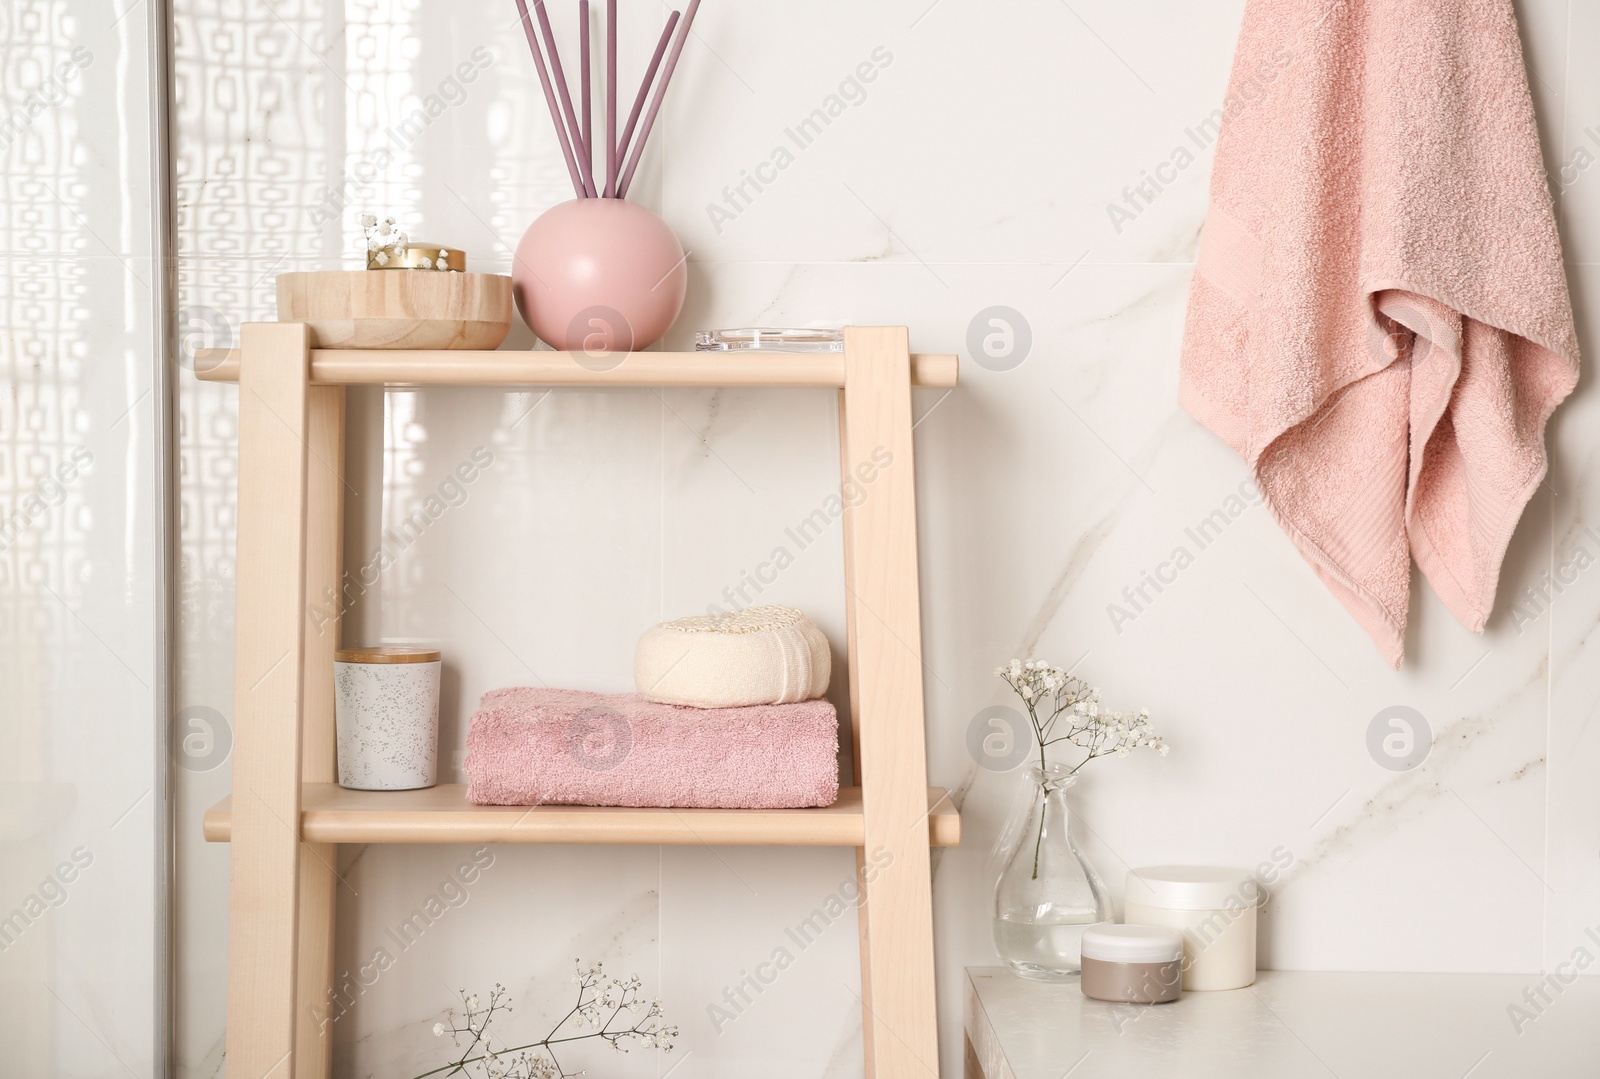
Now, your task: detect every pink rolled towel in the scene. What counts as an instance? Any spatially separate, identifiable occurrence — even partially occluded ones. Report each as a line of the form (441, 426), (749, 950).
(465, 687), (839, 809)
(1181, 0), (1580, 666)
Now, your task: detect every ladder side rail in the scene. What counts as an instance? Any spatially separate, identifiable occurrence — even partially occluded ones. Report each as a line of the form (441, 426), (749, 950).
(225, 322), (314, 1079)
(295, 384), (346, 1077)
(841, 326), (941, 1078)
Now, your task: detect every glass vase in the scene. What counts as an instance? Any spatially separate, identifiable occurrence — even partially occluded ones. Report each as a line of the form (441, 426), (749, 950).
(991, 763), (1110, 979)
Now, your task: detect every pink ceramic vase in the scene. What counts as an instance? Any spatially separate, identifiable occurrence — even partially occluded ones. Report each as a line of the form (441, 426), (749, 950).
(511, 198), (688, 352)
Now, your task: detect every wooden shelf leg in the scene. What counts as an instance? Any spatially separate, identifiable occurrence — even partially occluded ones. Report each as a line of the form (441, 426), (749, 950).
(295, 385), (345, 1077)
(226, 323), (314, 1079)
(841, 327), (940, 1078)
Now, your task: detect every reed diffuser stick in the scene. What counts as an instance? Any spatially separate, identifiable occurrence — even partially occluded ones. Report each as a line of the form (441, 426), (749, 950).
(615, 10), (678, 174)
(618, 0), (699, 197)
(579, 0), (592, 173)
(533, 0), (596, 196)
(513, 0), (585, 198)
(605, 0), (618, 197)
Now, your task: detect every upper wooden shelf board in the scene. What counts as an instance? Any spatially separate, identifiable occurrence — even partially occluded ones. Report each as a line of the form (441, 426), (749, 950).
(194, 344), (959, 388)
(203, 783), (961, 848)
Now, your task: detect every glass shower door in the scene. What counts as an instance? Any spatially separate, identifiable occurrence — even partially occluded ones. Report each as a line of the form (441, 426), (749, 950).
(0, 0), (170, 1074)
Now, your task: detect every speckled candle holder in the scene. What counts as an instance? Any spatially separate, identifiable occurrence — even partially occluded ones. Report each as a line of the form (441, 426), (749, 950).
(334, 646), (442, 791)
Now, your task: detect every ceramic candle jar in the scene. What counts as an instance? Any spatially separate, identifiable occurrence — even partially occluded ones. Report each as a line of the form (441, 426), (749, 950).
(334, 646), (442, 791)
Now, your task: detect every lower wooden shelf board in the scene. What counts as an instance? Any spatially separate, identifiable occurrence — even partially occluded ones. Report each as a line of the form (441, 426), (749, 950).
(203, 783), (961, 847)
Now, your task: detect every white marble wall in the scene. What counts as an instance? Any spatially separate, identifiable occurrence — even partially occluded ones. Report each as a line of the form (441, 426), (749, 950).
(171, 1), (1600, 1076)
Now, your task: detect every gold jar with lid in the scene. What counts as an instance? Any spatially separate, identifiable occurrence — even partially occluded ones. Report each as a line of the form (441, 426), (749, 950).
(366, 243), (465, 271)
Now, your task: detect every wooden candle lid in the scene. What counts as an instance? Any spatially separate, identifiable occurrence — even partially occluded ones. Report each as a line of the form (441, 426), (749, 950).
(334, 646), (441, 664)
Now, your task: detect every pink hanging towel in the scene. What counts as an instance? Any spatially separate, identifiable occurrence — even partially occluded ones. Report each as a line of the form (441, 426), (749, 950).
(1180, 0), (1579, 666)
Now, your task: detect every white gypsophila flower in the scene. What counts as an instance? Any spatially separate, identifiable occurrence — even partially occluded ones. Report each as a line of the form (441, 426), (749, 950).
(432, 1022), (444, 1036)
(374, 250), (388, 265)
(996, 658), (1167, 771)
(359, 212), (377, 228)
(419, 256), (433, 269)
(467, 994), (479, 1009)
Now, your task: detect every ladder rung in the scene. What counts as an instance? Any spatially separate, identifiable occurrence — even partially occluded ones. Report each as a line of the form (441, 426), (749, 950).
(203, 783), (961, 847)
(193, 347), (960, 388)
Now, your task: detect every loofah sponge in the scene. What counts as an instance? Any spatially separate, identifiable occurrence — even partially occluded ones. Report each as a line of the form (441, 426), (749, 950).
(634, 606), (831, 708)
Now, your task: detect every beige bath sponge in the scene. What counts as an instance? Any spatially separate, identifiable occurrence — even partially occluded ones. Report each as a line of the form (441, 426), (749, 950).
(635, 606), (831, 708)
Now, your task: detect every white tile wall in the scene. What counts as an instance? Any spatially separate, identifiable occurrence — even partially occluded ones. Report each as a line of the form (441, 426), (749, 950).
(171, 1), (1600, 1076)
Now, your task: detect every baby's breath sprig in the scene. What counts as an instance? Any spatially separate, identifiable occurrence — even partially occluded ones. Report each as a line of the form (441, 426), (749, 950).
(360, 213), (407, 266)
(410, 962), (677, 1079)
(995, 659), (1168, 879)
(995, 659), (1167, 775)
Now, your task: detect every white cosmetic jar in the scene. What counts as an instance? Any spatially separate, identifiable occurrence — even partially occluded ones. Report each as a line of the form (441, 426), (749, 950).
(1123, 866), (1260, 991)
(334, 646), (442, 791)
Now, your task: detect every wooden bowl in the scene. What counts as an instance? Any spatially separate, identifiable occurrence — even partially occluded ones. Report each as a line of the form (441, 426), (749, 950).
(276, 270), (512, 350)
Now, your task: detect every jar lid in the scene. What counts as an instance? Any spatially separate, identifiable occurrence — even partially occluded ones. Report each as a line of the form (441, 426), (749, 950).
(1081, 924), (1184, 964)
(335, 646), (441, 664)
(1126, 866), (1258, 910)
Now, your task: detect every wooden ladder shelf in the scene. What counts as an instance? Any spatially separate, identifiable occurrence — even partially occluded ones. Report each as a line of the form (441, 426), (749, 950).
(199, 326), (960, 1079)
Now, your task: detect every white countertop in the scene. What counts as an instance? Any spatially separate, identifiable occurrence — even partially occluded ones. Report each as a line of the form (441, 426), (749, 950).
(965, 967), (1600, 1079)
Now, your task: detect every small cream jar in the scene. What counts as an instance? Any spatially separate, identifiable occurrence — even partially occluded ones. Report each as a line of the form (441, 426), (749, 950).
(334, 646), (441, 791)
(1124, 866), (1260, 991)
(1080, 925), (1184, 1004)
